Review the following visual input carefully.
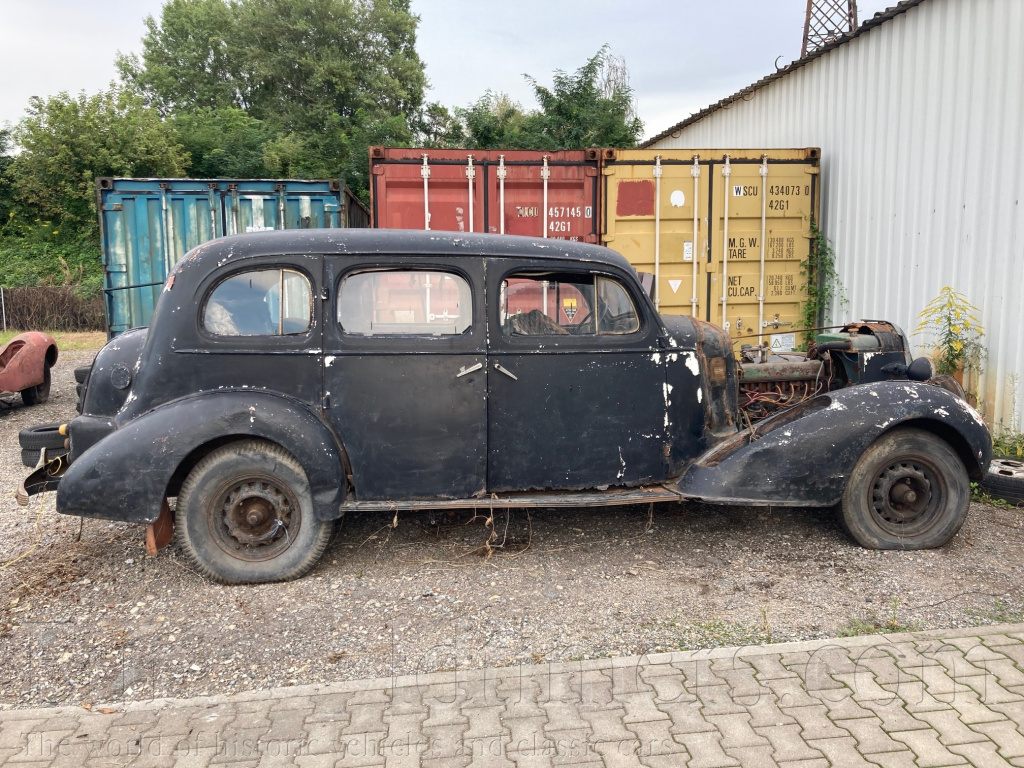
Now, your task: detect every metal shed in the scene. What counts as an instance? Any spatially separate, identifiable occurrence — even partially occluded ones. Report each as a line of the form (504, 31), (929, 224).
(644, 0), (1024, 431)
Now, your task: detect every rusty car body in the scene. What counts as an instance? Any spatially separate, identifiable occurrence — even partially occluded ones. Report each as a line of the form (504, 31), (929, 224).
(18, 230), (991, 583)
(0, 331), (58, 406)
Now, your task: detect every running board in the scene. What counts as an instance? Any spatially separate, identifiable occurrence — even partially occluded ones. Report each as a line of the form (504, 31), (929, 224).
(340, 485), (682, 512)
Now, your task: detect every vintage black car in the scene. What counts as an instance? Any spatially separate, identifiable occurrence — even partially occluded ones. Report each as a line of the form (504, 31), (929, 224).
(18, 230), (992, 583)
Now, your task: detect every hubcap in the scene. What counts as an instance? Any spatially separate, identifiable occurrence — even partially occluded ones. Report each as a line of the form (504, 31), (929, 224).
(870, 459), (941, 533)
(210, 476), (300, 561)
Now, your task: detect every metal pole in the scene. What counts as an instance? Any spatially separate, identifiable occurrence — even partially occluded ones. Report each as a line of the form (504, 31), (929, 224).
(421, 155), (431, 230)
(720, 155), (732, 329)
(466, 155), (475, 233)
(757, 155), (769, 345)
(653, 155), (663, 309)
(541, 156), (550, 238)
(691, 155), (701, 317)
(498, 155), (507, 235)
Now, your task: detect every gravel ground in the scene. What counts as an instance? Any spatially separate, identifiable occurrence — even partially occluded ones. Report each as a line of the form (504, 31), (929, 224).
(2, 346), (1023, 710)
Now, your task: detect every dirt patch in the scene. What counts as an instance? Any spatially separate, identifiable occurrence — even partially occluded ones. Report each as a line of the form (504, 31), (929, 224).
(2, 347), (1023, 709)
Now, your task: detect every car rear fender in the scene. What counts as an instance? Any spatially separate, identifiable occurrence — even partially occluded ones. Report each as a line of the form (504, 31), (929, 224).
(676, 381), (992, 506)
(57, 391), (346, 524)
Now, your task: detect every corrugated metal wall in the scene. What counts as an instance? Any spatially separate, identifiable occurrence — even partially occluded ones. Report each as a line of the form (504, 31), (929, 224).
(647, 0), (1024, 431)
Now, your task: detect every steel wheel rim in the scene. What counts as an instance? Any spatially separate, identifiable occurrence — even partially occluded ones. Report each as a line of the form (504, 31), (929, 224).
(990, 458), (1024, 479)
(207, 473), (301, 561)
(868, 456), (945, 537)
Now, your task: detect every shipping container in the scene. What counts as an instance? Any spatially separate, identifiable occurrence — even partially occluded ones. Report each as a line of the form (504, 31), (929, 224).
(601, 148), (819, 349)
(369, 147), (601, 242)
(98, 178), (369, 336)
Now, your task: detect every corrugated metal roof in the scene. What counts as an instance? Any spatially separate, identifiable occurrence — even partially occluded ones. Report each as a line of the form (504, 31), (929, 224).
(641, 0), (930, 148)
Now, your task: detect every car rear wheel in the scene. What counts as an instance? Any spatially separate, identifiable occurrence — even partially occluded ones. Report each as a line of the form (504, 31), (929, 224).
(840, 427), (970, 549)
(175, 440), (332, 584)
(20, 365), (51, 406)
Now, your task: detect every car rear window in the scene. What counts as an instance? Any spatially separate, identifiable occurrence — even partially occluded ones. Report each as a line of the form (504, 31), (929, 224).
(203, 268), (312, 336)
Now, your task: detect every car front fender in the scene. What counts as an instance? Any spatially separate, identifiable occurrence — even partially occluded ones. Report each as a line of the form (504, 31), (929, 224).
(57, 391), (346, 524)
(676, 381), (992, 507)
(0, 331), (57, 391)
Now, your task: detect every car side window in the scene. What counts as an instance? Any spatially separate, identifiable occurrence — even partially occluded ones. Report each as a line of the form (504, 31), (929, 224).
(203, 268), (312, 336)
(338, 270), (472, 336)
(501, 273), (640, 336)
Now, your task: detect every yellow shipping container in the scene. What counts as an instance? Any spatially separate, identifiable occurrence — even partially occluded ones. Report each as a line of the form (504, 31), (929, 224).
(601, 148), (819, 351)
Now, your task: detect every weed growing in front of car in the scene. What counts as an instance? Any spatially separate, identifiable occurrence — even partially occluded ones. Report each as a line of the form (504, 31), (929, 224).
(836, 596), (918, 637)
(966, 599), (1024, 626)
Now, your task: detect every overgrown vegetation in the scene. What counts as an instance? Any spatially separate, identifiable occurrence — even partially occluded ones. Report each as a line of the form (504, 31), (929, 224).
(798, 218), (845, 349)
(837, 596), (917, 637)
(1, 2), (642, 314)
(914, 287), (985, 377)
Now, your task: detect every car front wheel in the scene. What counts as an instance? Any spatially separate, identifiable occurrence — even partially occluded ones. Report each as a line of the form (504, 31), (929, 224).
(840, 427), (970, 549)
(175, 440), (332, 584)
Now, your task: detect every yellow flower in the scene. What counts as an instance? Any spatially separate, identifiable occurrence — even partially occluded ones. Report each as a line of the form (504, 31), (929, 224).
(52, 230), (59, 235)
(7, 212), (12, 218)
(951, 325), (960, 334)
(952, 341), (963, 352)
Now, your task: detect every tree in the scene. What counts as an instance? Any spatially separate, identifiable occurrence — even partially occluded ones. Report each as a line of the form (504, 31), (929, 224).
(119, 0), (428, 187)
(174, 108), (274, 178)
(8, 87), (187, 235)
(458, 48), (643, 151)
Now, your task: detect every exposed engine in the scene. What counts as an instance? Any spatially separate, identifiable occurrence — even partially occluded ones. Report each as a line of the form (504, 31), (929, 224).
(736, 321), (956, 425)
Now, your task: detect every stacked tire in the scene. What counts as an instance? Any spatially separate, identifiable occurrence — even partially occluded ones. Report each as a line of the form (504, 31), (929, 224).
(19, 422), (68, 467)
(74, 365), (92, 413)
(982, 457), (1024, 506)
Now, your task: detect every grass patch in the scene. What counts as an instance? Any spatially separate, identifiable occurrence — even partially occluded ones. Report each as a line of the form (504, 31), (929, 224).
(0, 329), (106, 350)
(837, 596), (918, 637)
(967, 599), (1024, 627)
(971, 482), (1019, 509)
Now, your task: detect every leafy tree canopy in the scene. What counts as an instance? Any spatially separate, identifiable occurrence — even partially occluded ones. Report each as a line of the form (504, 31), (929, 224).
(8, 87), (187, 235)
(118, 0), (427, 180)
(454, 47), (643, 150)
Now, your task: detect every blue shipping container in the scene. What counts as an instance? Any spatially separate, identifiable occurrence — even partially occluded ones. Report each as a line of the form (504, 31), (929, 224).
(98, 178), (369, 336)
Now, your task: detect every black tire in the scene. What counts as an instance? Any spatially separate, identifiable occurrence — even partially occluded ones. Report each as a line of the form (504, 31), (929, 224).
(840, 427), (970, 549)
(981, 457), (1024, 506)
(74, 365), (92, 384)
(19, 421), (66, 451)
(20, 365), (51, 406)
(175, 440), (332, 584)
(22, 446), (69, 468)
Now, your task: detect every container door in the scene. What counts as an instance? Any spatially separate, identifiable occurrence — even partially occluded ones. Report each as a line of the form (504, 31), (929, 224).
(370, 152), (486, 233)
(323, 256), (487, 500)
(486, 260), (667, 493)
(484, 153), (600, 242)
(707, 156), (818, 350)
(602, 155), (711, 317)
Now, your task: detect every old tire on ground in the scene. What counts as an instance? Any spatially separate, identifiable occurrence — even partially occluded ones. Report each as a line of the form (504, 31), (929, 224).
(175, 439), (332, 584)
(981, 457), (1024, 506)
(20, 365), (51, 406)
(73, 366), (92, 384)
(22, 447), (69, 467)
(19, 421), (66, 451)
(840, 427), (970, 550)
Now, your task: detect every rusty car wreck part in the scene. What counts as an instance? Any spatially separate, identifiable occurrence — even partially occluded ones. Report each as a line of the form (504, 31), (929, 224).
(0, 331), (58, 406)
(144, 499), (175, 556)
(15, 230), (992, 584)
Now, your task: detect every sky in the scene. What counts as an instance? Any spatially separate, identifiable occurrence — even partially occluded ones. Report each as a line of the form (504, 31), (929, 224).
(0, 0), (896, 141)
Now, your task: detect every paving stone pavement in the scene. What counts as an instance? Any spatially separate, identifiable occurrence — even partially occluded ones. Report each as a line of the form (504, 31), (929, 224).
(3, 623), (1024, 767)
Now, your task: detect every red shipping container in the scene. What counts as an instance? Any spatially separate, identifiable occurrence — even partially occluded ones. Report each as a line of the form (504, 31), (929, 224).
(369, 147), (601, 243)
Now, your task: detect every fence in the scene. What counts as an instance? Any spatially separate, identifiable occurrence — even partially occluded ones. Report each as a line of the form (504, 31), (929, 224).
(0, 286), (105, 333)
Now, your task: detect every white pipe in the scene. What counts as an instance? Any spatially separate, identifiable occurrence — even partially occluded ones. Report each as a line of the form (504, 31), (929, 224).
(691, 155), (701, 317)
(421, 154), (430, 230)
(757, 155), (769, 345)
(466, 155), (475, 233)
(653, 155), (662, 309)
(720, 155), (731, 329)
(541, 156), (550, 238)
(498, 155), (506, 234)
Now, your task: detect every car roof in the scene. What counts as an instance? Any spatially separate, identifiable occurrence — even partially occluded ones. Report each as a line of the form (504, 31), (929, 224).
(174, 228), (635, 274)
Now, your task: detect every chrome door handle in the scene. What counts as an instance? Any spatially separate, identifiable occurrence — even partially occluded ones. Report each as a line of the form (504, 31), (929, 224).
(456, 362), (483, 378)
(494, 363), (518, 380)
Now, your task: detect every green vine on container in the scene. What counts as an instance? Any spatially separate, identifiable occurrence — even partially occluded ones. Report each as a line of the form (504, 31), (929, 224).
(914, 287), (985, 376)
(798, 218), (845, 349)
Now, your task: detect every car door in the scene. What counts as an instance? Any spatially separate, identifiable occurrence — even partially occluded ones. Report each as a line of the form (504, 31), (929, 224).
(486, 260), (669, 493)
(323, 256), (487, 500)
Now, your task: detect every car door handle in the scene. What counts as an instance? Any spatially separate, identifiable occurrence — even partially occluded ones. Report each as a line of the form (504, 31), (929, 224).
(494, 363), (518, 381)
(456, 362), (483, 378)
